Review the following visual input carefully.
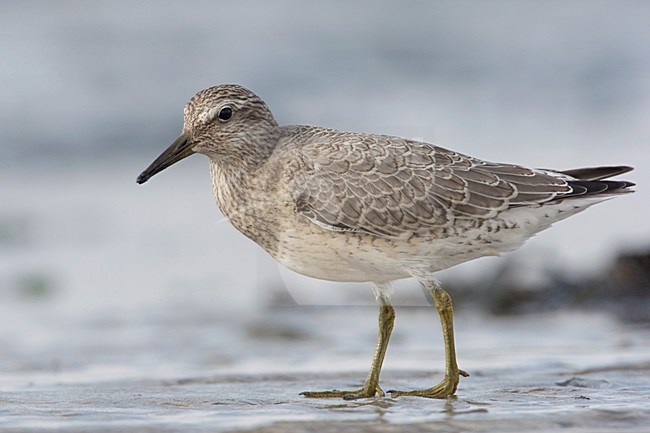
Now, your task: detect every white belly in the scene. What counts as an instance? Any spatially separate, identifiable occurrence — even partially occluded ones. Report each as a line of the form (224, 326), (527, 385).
(269, 198), (601, 283)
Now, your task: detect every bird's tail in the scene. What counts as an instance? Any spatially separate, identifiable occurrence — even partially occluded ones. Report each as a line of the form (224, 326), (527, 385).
(557, 165), (635, 199)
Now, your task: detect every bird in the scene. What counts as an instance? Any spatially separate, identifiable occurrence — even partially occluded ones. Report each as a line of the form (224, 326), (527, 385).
(137, 84), (634, 400)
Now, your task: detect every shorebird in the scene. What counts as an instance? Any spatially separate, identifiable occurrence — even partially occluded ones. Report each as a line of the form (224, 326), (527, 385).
(137, 84), (634, 400)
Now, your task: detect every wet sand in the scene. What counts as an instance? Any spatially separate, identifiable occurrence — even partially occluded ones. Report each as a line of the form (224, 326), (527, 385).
(1, 307), (649, 432)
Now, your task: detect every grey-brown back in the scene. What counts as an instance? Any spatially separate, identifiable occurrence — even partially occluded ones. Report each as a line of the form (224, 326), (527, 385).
(275, 126), (633, 239)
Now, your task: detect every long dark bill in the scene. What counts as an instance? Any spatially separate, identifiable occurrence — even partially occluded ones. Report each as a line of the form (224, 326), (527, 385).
(137, 132), (194, 184)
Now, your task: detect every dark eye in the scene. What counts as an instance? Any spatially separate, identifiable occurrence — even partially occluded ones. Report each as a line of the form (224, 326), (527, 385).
(218, 106), (233, 121)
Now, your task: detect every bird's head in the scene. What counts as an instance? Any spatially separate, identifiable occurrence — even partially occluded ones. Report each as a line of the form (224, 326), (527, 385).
(137, 84), (278, 184)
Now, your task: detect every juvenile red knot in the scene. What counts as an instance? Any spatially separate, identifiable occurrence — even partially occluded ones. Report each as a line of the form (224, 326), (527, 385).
(137, 84), (634, 400)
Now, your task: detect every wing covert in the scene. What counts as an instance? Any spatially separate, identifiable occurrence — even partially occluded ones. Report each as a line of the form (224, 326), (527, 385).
(288, 132), (573, 238)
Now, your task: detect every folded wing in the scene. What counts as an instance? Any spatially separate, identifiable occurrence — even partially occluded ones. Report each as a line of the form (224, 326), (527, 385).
(290, 134), (633, 239)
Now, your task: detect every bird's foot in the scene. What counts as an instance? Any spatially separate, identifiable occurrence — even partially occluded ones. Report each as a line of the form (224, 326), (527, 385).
(389, 369), (469, 399)
(301, 383), (385, 400)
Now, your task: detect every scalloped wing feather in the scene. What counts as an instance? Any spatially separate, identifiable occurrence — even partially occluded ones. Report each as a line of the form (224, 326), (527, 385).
(287, 131), (610, 239)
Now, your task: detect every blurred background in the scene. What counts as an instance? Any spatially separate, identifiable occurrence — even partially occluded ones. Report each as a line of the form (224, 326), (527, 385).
(1, 2), (649, 430)
(1, 0), (648, 313)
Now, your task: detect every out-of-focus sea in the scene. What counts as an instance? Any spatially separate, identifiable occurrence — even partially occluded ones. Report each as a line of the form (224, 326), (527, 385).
(0, 1), (649, 432)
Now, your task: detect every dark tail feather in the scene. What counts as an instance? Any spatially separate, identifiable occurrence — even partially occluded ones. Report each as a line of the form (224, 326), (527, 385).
(554, 166), (635, 200)
(560, 166), (633, 181)
(564, 179), (635, 198)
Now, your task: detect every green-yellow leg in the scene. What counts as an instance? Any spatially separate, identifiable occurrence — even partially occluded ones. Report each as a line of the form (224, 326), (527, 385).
(390, 286), (468, 399)
(301, 296), (395, 400)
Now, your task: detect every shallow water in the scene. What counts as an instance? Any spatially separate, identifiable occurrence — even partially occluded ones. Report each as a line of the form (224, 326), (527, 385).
(1, 305), (649, 432)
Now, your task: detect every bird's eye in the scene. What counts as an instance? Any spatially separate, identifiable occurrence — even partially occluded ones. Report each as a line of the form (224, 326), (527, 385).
(217, 106), (233, 122)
